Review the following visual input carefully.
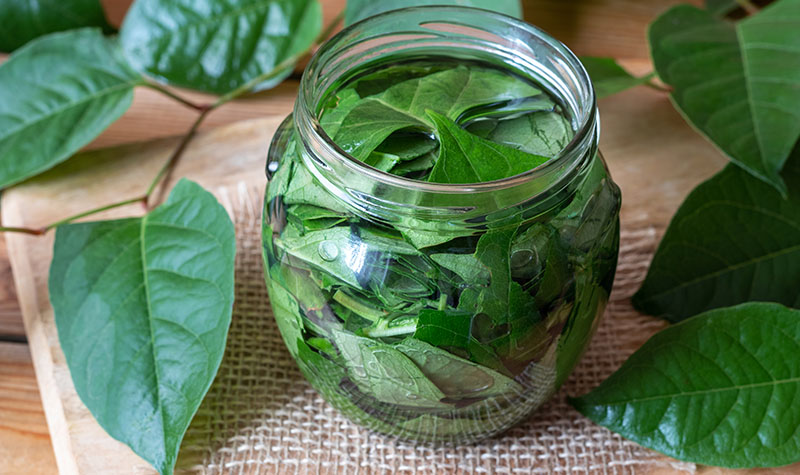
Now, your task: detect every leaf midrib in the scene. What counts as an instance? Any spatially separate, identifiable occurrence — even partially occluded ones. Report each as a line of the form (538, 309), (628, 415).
(584, 370), (800, 407)
(640, 198), (800, 302)
(0, 81), (135, 144)
(734, 22), (771, 174)
(139, 213), (169, 470)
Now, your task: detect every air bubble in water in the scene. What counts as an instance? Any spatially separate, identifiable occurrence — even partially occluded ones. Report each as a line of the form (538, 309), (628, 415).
(318, 240), (339, 261)
(510, 249), (535, 269)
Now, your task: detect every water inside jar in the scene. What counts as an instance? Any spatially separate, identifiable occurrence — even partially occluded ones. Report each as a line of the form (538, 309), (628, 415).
(317, 58), (576, 183)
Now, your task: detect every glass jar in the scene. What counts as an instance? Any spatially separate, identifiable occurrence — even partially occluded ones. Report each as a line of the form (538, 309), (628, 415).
(262, 6), (620, 444)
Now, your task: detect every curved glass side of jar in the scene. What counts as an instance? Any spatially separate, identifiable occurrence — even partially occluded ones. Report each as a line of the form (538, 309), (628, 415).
(261, 6), (621, 444)
(262, 118), (620, 444)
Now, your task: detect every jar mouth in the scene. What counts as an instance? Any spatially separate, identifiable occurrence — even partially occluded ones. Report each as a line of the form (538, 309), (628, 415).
(295, 5), (597, 195)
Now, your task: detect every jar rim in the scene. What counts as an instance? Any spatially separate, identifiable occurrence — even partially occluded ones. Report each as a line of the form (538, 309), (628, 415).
(294, 5), (598, 196)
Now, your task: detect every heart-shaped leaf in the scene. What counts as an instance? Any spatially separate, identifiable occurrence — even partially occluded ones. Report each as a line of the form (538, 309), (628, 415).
(633, 146), (800, 322)
(120, 0), (322, 95)
(580, 57), (653, 99)
(0, 0), (113, 52)
(49, 179), (236, 475)
(571, 302), (800, 469)
(649, 4), (800, 193)
(344, 0), (522, 26)
(0, 28), (142, 189)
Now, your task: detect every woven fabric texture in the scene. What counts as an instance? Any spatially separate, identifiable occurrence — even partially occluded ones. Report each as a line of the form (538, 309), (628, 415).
(176, 183), (696, 474)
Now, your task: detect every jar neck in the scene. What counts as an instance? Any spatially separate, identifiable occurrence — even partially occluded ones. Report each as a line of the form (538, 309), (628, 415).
(292, 6), (598, 230)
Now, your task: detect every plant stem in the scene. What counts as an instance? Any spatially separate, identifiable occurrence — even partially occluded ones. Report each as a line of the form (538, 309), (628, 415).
(644, 81), (672, 93)
(144, 82), (209, 112)
(735, 0), (759, 15)
(0, 195), (146, 235)
(147, 106), (213, 209)
(363, 323), (417, 338)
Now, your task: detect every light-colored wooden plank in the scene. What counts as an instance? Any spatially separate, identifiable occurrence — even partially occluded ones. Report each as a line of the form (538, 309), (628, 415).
(0, 235), (24, 337)
(0, 342), (58, 474)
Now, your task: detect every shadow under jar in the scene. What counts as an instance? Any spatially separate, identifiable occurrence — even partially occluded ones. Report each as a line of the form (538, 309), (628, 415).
(262, 6), (621, 444)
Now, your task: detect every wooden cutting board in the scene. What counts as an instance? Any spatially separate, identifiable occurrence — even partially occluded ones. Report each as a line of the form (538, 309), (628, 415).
(2, 77), (731, 473)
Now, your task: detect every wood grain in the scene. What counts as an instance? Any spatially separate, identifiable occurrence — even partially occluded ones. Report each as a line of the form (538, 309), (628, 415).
(0, 342), (58, 473)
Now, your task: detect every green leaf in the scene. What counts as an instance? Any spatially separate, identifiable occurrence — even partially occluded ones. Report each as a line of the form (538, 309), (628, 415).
(395, 338), (522, 399)
(427, 111), (550, 184)
(120, 0), (322, 95)
(570, 302), (800, 469)
(430, 253), (490, 284)
(649, 4), (800, 193)
(412, 308), (507, 373)
(344, 0), (522, 26)
(633, 147), (800, 322)
(0, 0), (113, 52)
(0, 28), (142, 189)
(331, 329), (450, 408)
(320, 88), (361, 138)
(467, 111), (573, 158)
(705, 0), (739, 17)
(580, 57), (653, 99)
(49, 179), (236, 475)
(331, 66), (542, 160)
(376, 132), (438, 160)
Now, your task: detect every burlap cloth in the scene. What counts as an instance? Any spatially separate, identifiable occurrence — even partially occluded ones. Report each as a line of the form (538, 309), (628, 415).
(175, 182), (697, 474)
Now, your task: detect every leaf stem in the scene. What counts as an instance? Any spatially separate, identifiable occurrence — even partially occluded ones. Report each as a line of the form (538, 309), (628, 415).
(146, 106), (213, 209)
(644, 81), (672, 93)
(144, 82), (209, 112)
(0, 195), (147, 235)
(735, 0), (759, 15)
(363, 322), (417, 338)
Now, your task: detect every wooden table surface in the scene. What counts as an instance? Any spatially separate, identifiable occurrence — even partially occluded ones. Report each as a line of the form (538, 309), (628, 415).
(0, 1), (708, 473)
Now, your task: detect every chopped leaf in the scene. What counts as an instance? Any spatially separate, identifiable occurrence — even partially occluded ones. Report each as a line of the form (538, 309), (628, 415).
(49, 180), (236, 475)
